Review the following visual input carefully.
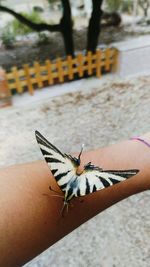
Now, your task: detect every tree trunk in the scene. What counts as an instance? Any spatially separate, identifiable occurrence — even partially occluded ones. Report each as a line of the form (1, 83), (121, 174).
(60, 0), (74, 56)
(87, 0), (103, 53)
(0, 3), (74, 56)
(144, 7), (148, 17)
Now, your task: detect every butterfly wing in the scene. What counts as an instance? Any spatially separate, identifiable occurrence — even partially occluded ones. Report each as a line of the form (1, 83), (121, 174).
(35, 131), (79, 192)
(74, 164), (139, 197)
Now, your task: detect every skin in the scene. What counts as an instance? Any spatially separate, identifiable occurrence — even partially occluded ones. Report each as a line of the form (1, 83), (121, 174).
(0, 133), (150, 267)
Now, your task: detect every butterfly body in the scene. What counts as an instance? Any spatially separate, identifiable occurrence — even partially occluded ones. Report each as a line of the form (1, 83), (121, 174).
(35, 131), (139, 212)
(64, 175), (78, 202)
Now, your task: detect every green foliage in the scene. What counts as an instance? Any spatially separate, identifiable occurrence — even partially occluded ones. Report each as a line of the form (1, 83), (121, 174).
(106, 0), (133, 13)
(106, 0), (122, 12)
(37, 32), (50, 45)
(121, 0), (133, 13)
(47, 0), (59, 3)
(1, 26), (16, 48)
(11, 10), (44, 35)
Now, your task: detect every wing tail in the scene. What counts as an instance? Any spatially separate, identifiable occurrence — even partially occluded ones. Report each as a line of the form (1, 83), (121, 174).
(35, 131), (77, 192)
(75, 169), (139, 197)
(35, 130), (65, 157)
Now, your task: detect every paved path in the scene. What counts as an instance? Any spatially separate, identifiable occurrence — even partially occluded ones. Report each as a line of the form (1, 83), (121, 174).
(0, 74), (150, 267)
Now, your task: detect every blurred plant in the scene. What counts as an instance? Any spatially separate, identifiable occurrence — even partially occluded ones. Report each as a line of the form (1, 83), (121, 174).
(0, 0), (116, 56)
(47, 0), (60, 4)
(33, 6), (44, 13)
(106, 0), (133, 14)
(37, 32), (50, 45)
(1, 26), (16, 48)
(11, 10), (45, 35)
(106, 0), (122, 12)
(121, 0), (133, 14)
(138, 0), (150, 17)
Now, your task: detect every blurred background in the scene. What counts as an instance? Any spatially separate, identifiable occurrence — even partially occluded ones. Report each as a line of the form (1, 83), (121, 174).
(0, 1), (150, 267)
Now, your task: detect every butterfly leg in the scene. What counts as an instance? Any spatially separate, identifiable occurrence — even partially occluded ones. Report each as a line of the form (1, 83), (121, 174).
(43, 193), (64, 199)
(60, 203), (67, 217)
(66, 204), (69, 213)
(43, 186), (63, 199)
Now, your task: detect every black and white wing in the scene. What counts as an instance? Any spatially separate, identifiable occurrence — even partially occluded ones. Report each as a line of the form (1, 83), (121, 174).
(74, 164), (139, 197)
(35, 131), (79, 192)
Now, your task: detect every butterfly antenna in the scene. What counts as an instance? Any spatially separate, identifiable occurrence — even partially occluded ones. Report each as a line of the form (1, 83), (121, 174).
(78, 143), (85, 165)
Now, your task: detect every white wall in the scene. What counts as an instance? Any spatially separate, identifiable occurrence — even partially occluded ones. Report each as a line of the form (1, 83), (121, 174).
(84, 0), (92, 18)
(114, 35), (150, 77)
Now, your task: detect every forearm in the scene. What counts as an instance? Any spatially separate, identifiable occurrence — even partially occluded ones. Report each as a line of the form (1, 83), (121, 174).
(0, 135), (150, 267)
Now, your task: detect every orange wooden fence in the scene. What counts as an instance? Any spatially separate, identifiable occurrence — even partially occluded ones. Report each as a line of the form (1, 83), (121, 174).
(6, 48), (118, 95)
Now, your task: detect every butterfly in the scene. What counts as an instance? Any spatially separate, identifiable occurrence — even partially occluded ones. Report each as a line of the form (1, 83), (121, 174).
(35, 130), (139, 214)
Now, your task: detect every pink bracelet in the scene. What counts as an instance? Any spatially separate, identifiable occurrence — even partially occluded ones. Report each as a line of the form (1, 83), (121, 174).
(131, 137), (150, 148)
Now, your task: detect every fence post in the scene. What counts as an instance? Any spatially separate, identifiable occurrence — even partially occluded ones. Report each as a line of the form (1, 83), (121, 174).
(12, 66), (23, 93)
(87, 51), (92, 76)
(56, 58), (64, 83)
(77, 54), (84, 77)
(67, 55), (74, 80)
(96, 50), (101, 78)
(112, 49), (119, 72)
(23, 64), (34, 95)
(105, 48), (111, 71)
(0, 67), (12, 108)
(46, 60), (53, 85)
(34, 61), (43, 88)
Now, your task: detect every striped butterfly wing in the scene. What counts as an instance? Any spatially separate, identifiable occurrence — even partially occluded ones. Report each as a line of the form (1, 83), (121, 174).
(75, 165), (139, 197)
(35, 131), (79, 192)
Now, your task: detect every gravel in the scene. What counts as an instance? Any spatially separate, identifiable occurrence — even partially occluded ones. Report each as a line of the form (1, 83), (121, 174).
(0, 74), (150, 267)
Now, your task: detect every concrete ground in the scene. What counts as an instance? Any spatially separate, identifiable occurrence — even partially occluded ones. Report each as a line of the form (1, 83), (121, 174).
(0, 74), (150, 267)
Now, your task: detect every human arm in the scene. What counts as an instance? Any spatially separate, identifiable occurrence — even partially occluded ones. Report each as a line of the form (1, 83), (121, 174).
(0, 134), (150, 267)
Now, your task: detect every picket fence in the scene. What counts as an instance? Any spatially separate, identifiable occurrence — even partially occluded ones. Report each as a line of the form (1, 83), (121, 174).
(6, 48), (118, 95)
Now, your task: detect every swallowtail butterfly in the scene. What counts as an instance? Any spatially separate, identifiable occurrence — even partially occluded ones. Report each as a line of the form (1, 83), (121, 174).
(35, 131), (139, 214)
